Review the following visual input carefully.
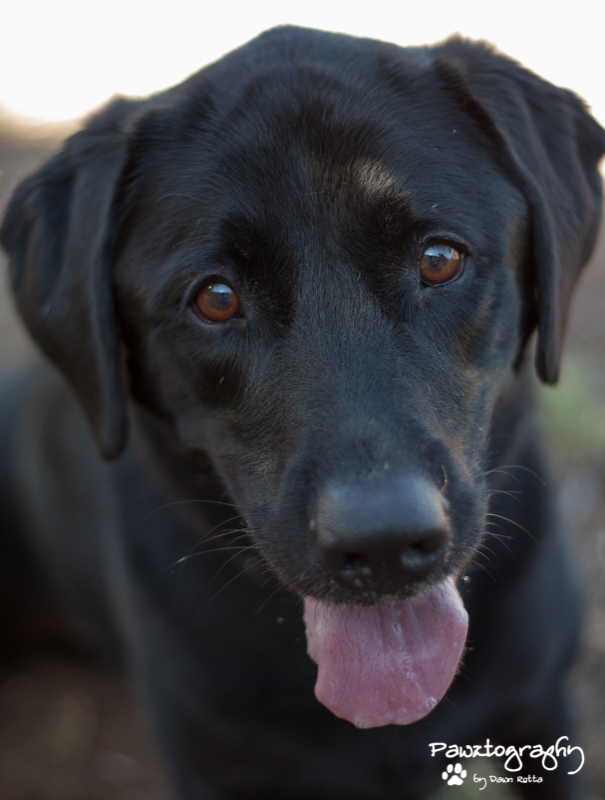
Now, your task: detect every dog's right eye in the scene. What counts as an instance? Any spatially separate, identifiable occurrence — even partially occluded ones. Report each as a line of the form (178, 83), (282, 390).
(193, 281), (240, 322)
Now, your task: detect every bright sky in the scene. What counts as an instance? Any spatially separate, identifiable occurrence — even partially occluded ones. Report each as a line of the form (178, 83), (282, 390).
(2, 0), (604, 127)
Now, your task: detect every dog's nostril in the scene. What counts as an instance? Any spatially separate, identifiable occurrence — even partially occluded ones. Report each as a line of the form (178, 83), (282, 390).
(405, 531), (446, 556)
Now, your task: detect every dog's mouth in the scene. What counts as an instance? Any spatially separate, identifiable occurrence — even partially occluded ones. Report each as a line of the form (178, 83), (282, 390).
(303, 576), (468, 728)
(240, 471), (472, 728)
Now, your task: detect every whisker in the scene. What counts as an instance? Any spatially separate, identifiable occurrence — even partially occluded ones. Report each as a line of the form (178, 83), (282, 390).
(467, 558), (497, 581)
(483, 531), (516, 559)
(177, 527), (249, 567)
(487, 489), (523, 506)
(192, 514), (250, 548)
(208, 545), (262, 587)
(208, 560), (260, 603)
(482, 530), (514, 543)
(169, 543), (257, 570)
(485, 512), (536, 541)
(475, 544), (499, 564)
(482, 468), (523, 486)
(254, 582), (288, 614)
(142, 498), (264, 522)
(194, 527), (261, 549)
(481, 465), (545, 486)
(484, 522), (507, 541)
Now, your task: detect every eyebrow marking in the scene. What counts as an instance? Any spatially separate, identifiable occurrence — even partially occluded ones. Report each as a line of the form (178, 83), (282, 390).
(351, 157), (404, 195)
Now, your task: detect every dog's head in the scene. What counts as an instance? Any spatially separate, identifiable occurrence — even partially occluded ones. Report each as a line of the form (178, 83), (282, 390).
(2, 27), (604, 727)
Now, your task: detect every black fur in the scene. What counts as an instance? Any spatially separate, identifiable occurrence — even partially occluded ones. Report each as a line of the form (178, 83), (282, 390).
(1, 26), (605, 799)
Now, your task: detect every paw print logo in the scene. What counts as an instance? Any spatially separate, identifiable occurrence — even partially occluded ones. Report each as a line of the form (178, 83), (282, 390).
(441, 762), (467, 786)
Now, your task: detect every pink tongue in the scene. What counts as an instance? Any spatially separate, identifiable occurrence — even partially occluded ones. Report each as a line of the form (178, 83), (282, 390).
(304, 577), (468, 728)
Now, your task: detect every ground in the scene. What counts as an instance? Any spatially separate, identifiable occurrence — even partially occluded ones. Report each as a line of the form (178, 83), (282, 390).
(1, 117), (604, 800)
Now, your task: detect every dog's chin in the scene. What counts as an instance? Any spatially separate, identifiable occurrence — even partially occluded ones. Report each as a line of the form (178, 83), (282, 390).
(302, 576), (469, 728)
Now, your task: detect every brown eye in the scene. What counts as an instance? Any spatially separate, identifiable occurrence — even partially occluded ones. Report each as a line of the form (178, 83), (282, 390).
(420, 244), (465, 285)
(193, 281), (240, 322)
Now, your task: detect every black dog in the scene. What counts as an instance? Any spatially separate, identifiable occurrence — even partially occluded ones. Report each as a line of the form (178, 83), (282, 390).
(1, 25), (604, 799)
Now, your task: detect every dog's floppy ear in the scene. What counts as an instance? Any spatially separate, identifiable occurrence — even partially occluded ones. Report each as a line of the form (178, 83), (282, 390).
(434, 39), (605, 383)
(0, 98), (139, 458)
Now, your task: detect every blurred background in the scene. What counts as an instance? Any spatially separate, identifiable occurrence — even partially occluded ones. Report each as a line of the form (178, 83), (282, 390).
(1, 1), (604, 798)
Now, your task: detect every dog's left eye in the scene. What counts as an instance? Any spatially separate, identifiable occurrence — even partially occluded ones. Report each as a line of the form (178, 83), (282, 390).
(420, 244), (465, 285)
(193, 281), (240, 322)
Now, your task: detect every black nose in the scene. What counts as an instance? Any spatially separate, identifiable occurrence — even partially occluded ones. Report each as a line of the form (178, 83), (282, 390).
(312, 477), (450, 593)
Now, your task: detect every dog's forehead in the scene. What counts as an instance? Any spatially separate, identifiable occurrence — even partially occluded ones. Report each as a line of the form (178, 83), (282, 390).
(149, 67), (513, 222)
(120, 35), (526, 311)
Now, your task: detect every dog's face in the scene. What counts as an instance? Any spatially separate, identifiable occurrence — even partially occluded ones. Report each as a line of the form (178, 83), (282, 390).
(2, 26), (604, 729)
(113, 62), (527, 605)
